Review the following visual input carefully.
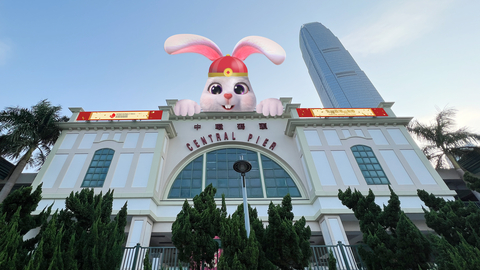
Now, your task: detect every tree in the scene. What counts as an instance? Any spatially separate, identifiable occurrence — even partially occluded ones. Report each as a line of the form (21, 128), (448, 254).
(143, 251), (152, 270)
(0, 100), (68, 202)
(0, 183), (51, 249)
(463, 172), (480, 193)
(338, 187), (431, 270)
(407, 107), (480, 175)
(218, 201), (260, 270)
(0, 184), (51, 270)
(418, 189), (480, 269)
(27, 188), (127, 270)
(0, 185), (126, 269)
(217, 194), (311, 270)
(263, 194), (312, 270)
(25, 212), (67, 270)
(57, 188), (127, 270)
(429, 233), (480, 270)
(218, 198), (277, 270)
(171, 184), (220, 270)
(417, 189), (480, 248)
(0, 208), (23, 269)
(328, 250), (337, 270)
(171, 186), (311, 270)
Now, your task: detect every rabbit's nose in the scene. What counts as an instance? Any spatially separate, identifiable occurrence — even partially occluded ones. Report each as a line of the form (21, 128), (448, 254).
(224, 93), (233, 100)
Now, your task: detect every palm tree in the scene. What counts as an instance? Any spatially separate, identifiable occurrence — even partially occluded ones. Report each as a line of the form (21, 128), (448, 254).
(408, 108), (480, 200)
(407, 108), (480, 174)
(0, 100), (68, 202)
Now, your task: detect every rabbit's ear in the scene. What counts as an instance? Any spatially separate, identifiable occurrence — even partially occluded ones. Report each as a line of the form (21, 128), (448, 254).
(164, 34), (223, 61)
(232, 36), (286, 65)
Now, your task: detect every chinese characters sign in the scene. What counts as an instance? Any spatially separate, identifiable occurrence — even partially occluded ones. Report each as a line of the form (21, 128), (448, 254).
(76, 111), (163, 121)
(296, 108), (388, 118)
(187, 122), (274, 151)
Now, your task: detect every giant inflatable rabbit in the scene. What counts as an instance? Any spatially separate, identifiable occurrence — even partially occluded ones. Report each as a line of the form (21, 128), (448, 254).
(164, 34), (286, 116)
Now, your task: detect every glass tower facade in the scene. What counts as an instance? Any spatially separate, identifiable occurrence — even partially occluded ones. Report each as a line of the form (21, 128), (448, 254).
(300, 22), (384, 108)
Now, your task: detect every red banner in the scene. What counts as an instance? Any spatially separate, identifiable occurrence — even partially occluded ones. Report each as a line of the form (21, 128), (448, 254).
(76, 110), (163, 121)
(296, 108), (388, 118)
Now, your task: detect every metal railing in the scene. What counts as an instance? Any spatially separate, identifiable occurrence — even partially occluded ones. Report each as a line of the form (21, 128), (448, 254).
(122, 241), (366, 270)
(120, 244), (220, 270)
(310, 242), (366, 270)
(464, 201), (480, 208)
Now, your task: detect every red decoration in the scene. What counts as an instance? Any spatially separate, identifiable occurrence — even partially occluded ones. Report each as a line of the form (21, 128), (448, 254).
(208, 56), (248, 77)
(76, 110), (163, 121)
(371, 108), (389, 116)
(296, 108), (314, 117)
(296, 108), (388, 118)
(77, 112), (92, 121)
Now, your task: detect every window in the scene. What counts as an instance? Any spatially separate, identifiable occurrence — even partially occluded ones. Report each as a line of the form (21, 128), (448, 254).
(351, 145), (389, 185)
(321, 47), (340, 53)
(335, 71), (357, 78)
(262, 155), (300, 197)
(81, 148), (114, 187)
(168, 155), (203, 198)
(168, 148), (301, 199)
(205, 148), (262, 198)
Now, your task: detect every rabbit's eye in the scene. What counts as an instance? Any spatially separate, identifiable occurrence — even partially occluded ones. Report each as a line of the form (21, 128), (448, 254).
(209, 83), (222, 95)
(234, 83), (249, 95)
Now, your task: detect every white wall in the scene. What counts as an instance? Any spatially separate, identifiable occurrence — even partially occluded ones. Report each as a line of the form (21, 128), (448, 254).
(35, 129), (161, 194)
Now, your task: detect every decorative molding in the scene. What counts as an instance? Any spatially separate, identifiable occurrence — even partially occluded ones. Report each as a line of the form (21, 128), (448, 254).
(284, 117), (413, 137)
(58, 121), (178, 138)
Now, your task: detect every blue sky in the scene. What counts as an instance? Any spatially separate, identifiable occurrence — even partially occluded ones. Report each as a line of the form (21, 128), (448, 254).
(1, 0), (479, 135)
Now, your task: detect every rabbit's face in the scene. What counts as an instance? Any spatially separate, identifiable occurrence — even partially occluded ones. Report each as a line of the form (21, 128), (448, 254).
(200, 76), (256, 112)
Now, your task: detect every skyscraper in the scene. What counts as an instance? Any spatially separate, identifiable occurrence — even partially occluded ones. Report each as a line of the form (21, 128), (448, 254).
(300, 22), (384, 108)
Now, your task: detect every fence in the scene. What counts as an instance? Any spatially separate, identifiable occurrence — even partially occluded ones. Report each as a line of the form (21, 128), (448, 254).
(464, 201), (480, 208)
(121, 241), (366, 270)
(310, 242), (366, 270)
(121, 245), (219, 270)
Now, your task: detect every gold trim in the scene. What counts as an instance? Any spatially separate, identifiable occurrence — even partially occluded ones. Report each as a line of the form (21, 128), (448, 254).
(224, 68), (233, 77)
(310, 108), (376, 117)
(208, 72), (248, 77)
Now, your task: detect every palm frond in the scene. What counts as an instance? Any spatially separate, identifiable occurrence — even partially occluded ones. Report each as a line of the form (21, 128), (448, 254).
(408, 107), (480, 169)
(32, 150), (47, 170)
(0, 99), (66, 167)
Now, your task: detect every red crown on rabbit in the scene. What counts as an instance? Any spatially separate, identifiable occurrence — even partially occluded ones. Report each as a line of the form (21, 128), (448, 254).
(164, 34), (286, 116)
(208, 56), (248, 77)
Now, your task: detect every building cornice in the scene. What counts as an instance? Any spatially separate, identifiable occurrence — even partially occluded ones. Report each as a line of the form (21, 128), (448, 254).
(168, 111), (290, 121)
(58, 121), (178, 138)
(163, 98), (299, 121)
(284, 116), (413, 137)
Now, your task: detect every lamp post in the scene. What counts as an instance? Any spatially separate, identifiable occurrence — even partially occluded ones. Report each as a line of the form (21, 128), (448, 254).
(233, 159), (252, 238)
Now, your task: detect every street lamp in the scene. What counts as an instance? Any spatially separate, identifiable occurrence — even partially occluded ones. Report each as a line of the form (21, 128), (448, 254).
(233, 160), (252, 238)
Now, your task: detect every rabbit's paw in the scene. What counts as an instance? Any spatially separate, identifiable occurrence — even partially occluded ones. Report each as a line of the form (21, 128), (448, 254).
(174, 99), (201, 116)
(256, 98), (284, 116)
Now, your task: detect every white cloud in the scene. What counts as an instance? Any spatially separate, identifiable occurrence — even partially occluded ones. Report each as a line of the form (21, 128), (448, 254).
(0, 40), (12, 65)
(456, 107), (480, 133)
(412, 106), (480, 134)
(341, 0), (453, 55)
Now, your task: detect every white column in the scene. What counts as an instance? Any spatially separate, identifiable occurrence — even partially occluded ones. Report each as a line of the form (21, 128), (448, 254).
(319, 215), (349, 245)
(319, 215), (356, 269)
(121, 216), (154, 270)
(126, 216), (153, 247)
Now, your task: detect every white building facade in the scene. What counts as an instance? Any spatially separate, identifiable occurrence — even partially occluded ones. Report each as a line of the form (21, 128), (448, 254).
(31, 99), (456, 247)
